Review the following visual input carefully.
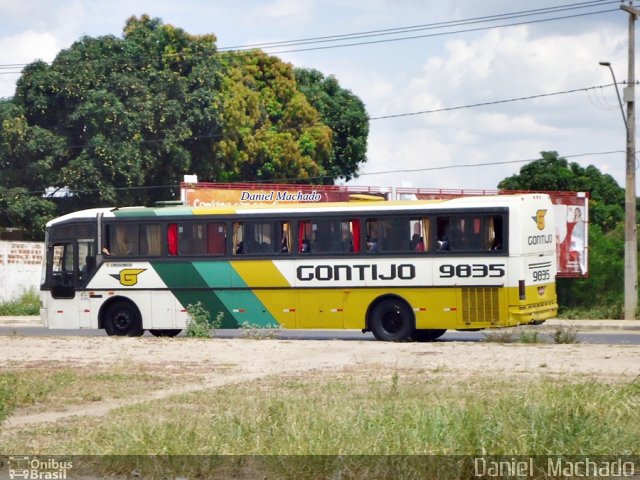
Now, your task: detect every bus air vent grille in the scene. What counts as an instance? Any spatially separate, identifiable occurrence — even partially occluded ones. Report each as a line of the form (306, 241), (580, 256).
(462, 288), (500, 324)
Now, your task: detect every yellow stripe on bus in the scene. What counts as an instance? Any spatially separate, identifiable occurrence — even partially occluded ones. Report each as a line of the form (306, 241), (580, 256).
(230, 260), (291, 288)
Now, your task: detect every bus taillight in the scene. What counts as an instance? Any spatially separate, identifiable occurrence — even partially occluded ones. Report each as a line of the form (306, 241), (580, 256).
(519, 280), (526, 300)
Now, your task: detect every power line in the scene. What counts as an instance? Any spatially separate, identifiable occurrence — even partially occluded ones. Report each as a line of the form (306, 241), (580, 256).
(260, 9), (618, 55)
(369, 83), (617, 120)
(0, 1), (619, 74)
(351, 150), (626, 178)
(0, 82), (612, 154)
(221, 0), (618, 51)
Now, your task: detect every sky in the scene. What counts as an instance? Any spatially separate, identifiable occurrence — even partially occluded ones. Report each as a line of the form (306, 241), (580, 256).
(0, 0), (635, 192)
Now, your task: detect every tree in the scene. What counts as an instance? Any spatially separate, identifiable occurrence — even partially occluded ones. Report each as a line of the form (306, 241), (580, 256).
(0, 15), (369, 227)
(498, 151), (634, 315)
(208, 50), (334, 183)
(294, 68), (368, 182)
(0, 187), (56, 240)
(498, 151), (625, 232)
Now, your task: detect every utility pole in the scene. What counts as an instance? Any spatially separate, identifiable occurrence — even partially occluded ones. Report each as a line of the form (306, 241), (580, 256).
(621, 1), (639, 320)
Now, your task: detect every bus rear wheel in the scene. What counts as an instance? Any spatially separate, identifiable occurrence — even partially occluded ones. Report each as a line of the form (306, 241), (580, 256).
(149, 329), (182, 337)
(412, 329), (447, 342)
(370, 299), (415, 341)
(104, 301), (143, 337)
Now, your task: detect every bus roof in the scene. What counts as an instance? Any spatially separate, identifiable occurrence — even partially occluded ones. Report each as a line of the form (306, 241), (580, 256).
(46, 193), (550, 226)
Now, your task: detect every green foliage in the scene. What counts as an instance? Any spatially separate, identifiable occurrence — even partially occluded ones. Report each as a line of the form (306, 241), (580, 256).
(185, 302), (222, 338)
(482, 328), (547, 343)
(481, 329), (516, 343)
(209, 51), (336, 183)
(294, 68), (369, 182)
(498, 151), (636, 315)
(0, 16), (369, 234)
(552, 325), (579, 344)
(557, 223), (627, 313)
(558, 304), (624, 320)
(0, 186), (56, 239)
(7, 373), (640, 464)
(517, 330), (545, 344)
(0, 372), (14, 423)
(0, 289), (40, 316)
(498, 151), (625, 233)
(0, 370), (78, 424)
(240, 321), (282, 339)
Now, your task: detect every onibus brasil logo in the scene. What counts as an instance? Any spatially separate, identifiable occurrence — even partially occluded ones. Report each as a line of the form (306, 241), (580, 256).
(8, 456), (73, 479)
(110, 268), (146, 286)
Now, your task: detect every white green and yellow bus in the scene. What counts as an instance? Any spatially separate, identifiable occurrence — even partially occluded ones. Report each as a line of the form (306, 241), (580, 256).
(40, 194), (557, 341)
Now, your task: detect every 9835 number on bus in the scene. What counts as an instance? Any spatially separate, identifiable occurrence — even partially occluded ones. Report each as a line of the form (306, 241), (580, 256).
(439, 264), (506, 278)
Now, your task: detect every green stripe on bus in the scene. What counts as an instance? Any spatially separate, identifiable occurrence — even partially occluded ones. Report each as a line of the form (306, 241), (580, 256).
(112, 210), (158, 218)
(151, 261), (279, 328)
(151, 261), (238, 329)
(193, 261), (280, 328)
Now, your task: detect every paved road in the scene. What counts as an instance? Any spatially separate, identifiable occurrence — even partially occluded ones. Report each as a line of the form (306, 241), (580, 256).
(2, 326), (640, 344)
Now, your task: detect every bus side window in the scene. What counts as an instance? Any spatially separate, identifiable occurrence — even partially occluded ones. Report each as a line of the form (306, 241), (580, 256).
(207, 223), (226, 255)
(278, 221), (291, 254)
(110, 224), (138, 256)
(178, 223), (207, 256)
(365, 219), (381, 253)
(436, 217), (450, 251)
(233, 223), (245, 254)
(141, 224), (162, 256)
(410, 218), (428, 252)
(298, 221), (312, 253)
(488, 216), (504, 251)
(332, 219), (358, 253)
(251, 221), (273, 253)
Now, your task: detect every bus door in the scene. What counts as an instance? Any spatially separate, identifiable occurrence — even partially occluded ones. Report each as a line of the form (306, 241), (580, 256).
(46, 238), (96, 329)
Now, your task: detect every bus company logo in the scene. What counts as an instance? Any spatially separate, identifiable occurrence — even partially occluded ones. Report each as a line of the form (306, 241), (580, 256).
(532, 209), (547, 230)
(110, 268), (146, 286)
(8, 456), (73, 479)
(296, 263), (416, 281)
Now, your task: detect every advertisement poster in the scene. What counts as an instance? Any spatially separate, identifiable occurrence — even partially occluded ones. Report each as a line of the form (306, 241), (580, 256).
(181, 183), (388, 206)
(552, 195), (589, 277)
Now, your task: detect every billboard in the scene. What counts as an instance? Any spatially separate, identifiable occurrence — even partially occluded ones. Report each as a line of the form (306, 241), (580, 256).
(180, 182), (389, 206)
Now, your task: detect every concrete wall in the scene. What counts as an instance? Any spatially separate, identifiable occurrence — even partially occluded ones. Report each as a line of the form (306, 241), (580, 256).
(0, 240), (44, 303)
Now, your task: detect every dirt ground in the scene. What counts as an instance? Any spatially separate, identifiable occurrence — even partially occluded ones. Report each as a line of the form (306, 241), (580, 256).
(1, 335), (640, 431)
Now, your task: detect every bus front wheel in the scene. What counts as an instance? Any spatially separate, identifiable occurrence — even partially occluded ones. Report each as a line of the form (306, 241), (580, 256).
(104, 301), (144, 337)
(370, 299), (415, 341)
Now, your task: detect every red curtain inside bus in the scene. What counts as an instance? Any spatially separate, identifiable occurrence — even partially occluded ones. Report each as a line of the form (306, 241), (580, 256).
(167, 223), (178, 256)
(207, 223), (226, 254)
(351, 219), (360, 253)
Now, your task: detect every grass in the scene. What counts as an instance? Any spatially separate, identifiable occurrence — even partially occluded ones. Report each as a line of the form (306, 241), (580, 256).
(482, 326), (579, 344)
(0, 367), (169, 424)
(185, 302), (223, 338)
(1, 367), (639, 479)
(240, 321), (282, 339)
(552, 325), (579, 344)
(0, 289), (39, 316)
(558, 304), (625, 320)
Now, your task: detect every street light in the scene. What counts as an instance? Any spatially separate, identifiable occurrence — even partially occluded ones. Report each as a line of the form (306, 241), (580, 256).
(599, 61), (629, 133)
(599, 59), (638, 320)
